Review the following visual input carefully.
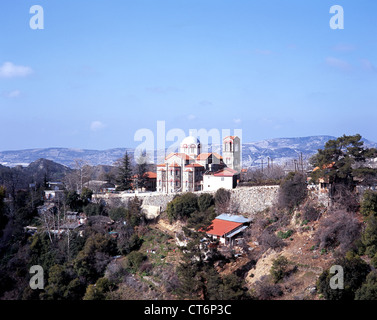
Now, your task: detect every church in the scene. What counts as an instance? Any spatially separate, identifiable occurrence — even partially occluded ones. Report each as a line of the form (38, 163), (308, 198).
(156, 135), (241, 193)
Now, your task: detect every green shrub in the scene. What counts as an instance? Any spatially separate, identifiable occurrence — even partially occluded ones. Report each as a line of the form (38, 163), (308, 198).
(198, 193), (214, 212)
(166, 192), (198, 222)
(270, 256), (289, 283)
(277, 230), (294, 239)
(125, 251), (146, 273)
(317, 253), (370, 300)
(360, 190), (377, 217)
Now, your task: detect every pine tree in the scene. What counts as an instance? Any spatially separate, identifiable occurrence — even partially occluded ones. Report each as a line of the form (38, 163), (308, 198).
(116, 152), (133, 191)
(135, 150), (148, 191)
(310, 134), (377, 195)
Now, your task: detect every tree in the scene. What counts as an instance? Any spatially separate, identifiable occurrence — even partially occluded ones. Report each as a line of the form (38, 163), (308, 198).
(127, 196), (145, 227)
(360, 190), (377, 217)
(361, 215), (377, 257)
(166, 193), (198, 223)
(270, 256), (289, 283)
(125, 251), (146, 273)
(135, 150), (149, 191)
(214, 188), (231, 213)
(83, 277), (113, 300)
(317, 252), (370, 300)
(116, 152), (133, 191)
(81, 187), (93, 206)
(108, 207), (128, 221)
(0, 186), (8, 237)
(355, 270), (377, 300)
(277, 172), (307, 211)
(310, 134), (377, 195)
(198, 193), (214, 212)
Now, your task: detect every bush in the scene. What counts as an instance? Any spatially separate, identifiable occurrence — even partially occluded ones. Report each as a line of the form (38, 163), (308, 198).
(258, 228), (285, 252)
(302, 202), (321, 222)
(254, 275), (283, 300)
(277, 230), (294, 239)
(108, 207), (127, 221)
(166, 192), (198, 222)
(125, 251), (146, 273)
(83, 277), (113, 300)
(270, 256), (289, 283)
(198, 193), (214, 212)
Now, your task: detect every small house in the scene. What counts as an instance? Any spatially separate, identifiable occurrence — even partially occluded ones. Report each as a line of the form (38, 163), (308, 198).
(202, 214), (250, 246)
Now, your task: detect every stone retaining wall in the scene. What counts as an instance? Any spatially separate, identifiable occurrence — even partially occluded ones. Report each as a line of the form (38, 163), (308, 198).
(93, 185), (280, 218)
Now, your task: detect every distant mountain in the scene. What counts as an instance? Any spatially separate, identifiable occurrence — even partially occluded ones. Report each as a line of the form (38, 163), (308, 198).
(1, 136), (376, 169)
(0, 147), (134, 168)
(0, 158), (73, 191)
(241, 135), (377, 168)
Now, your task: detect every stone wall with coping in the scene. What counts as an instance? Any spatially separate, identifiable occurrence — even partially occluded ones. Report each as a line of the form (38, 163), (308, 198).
(93, 185), (280, 218)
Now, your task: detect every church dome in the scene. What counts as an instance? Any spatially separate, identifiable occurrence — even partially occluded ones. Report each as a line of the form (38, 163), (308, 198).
(180, 136), (200, 147)
(180, 136), (201, 156)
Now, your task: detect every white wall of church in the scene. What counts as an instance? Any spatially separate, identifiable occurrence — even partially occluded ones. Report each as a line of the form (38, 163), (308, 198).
(203, 175), (233, 192)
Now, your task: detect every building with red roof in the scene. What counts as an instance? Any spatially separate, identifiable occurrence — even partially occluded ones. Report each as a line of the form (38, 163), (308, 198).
(202, 214), (250, 246)
(156, 135), (241, 193)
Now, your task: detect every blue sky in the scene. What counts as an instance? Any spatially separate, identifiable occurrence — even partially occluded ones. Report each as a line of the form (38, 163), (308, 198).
(0, 0), (377, 150)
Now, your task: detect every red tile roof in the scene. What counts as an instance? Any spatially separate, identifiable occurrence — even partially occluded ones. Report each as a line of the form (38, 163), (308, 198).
(213, 167), (238, 177)
(197, 152), (223, 160)
(203, 219), (242, 237)
(169, 162), (181, 168)
(186, 163), (204, 168)
(132, 171), (157, 179)
(165, 153), (192, 161)
(145, 171), (157, 179)
(196, 153), (211, 160)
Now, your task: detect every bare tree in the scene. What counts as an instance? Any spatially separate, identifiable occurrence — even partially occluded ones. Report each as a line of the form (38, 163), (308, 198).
(314, 209), (362, 254)
(64, 159), (93, 193)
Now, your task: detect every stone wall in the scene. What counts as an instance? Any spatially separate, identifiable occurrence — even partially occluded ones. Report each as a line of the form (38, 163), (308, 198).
(228, 186), (280, 216)
(93, 185), (280, 218)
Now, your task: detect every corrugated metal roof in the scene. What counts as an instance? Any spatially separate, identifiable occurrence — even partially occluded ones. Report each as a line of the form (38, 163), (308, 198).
(215, 213), (250, 224)
(226, 226), (248, 238)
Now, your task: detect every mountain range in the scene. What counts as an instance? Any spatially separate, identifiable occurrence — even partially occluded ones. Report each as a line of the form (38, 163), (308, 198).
(1, 135), (376, 169)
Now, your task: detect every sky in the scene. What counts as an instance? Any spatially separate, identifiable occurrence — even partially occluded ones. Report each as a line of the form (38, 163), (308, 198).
(0, 0), (377, 151)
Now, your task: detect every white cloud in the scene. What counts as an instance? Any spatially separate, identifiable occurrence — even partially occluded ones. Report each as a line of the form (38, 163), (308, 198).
(0, 62), (33, 78)
(90, 121), (106, 132)
(233, 118), (242, 124)
(325, 57), (351, 71)
(2, 90), (21, 98)
(187, 114), (197, 121)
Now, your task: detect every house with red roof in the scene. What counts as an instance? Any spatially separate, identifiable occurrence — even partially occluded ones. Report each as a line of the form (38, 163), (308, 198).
(202, 214), (250, 246)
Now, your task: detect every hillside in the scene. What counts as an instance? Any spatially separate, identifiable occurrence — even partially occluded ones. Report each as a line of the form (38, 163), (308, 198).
(0, 158), (72, 190)
(3, 135), (376, 168)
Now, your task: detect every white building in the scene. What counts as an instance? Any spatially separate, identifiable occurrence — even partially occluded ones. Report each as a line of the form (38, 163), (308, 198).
(202, 167), (238, 192)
